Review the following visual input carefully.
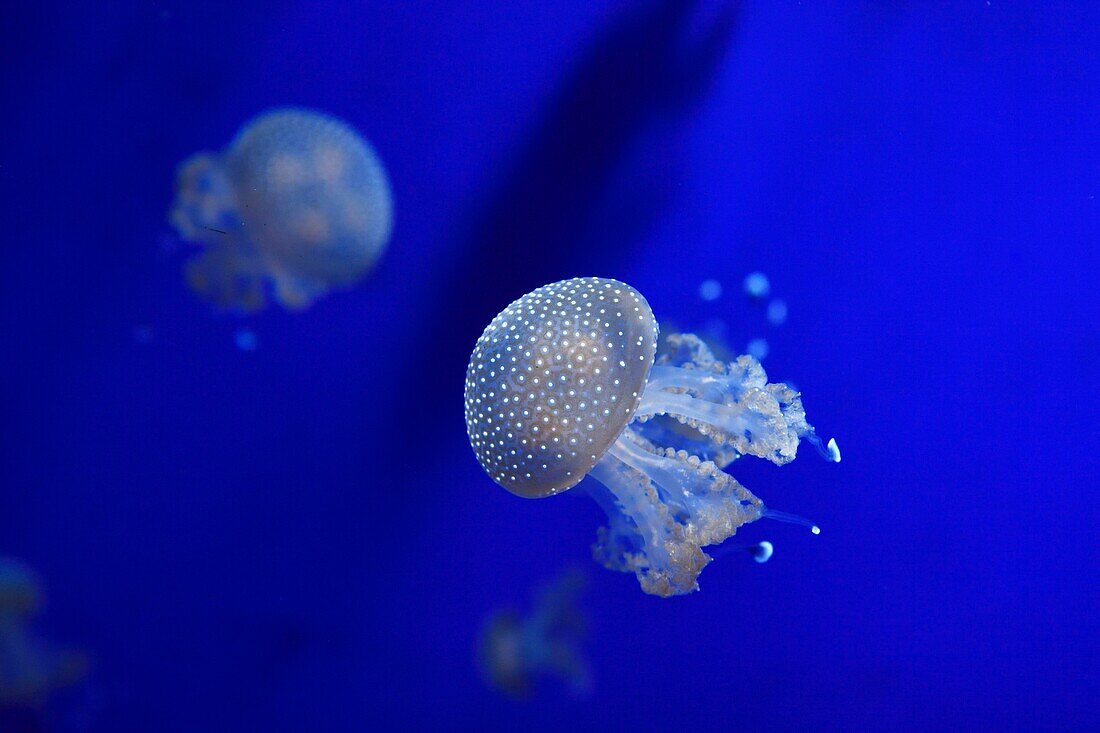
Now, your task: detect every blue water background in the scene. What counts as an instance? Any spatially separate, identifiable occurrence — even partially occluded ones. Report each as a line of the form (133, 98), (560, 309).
(1, 2), (1097, 730)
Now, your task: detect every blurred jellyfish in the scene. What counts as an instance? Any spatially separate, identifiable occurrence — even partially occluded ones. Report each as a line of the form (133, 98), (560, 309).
(767, 298), (788, 326)
(170, 108), (393, 312)
(746, 337), (769, 361)
(464, 278), (839, 597)
(743, 271), (770, 300)
(698, 279), (722, 302)
(0, 558), (87, 710)
(478, 571), (590, 699)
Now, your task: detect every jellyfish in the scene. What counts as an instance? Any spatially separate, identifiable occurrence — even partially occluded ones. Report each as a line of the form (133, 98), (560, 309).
(169, 107), (393, 312)
(464, 278), (839, 597)
(478, 571), (589, 699)
(0, 558), (87, 709)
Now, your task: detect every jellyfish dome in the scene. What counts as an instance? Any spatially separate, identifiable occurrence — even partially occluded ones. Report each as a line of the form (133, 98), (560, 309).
(169, 107), (393, 312)
(464, 278), (838, 597)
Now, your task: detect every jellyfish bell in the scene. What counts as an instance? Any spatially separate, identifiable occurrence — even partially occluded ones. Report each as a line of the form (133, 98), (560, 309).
(465, 278), (839, 597)
(464, 277), (658, 499)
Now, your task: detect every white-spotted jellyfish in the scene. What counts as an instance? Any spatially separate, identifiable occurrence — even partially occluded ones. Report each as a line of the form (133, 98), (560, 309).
(169, 108), (393, 312)
(464, 277), (839, 597)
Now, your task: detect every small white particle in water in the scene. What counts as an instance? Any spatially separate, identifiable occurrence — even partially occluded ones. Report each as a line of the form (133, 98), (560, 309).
(133, 325), (155, 344)
(698, 279), (722, 301)
(747, 337), (769, 361)
(235, 329), (258, 352)
(767, 299), (788, 325)
(827, 437), (841, 463)
(743, 271), (770, 299)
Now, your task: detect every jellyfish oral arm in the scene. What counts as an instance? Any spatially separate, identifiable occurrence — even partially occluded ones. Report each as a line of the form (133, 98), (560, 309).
(585, 432), (766, 597)
(637, 364), (839, 465)
(636, 364), (805, 463)
(583, 349), (833, 596)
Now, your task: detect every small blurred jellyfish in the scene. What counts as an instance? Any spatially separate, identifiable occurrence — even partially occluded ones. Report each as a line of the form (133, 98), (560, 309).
(478, 571), (590, 699)
(0, 558), (87, 710)
(170, 108), (393, 312)
(746, 337), (769, 361)
(234, 329), (258, 352)
(743, 271), (770, 300)
(767, 298), (788, 326)
(464, 278), (839, 597)
(698, 279), (722, 302)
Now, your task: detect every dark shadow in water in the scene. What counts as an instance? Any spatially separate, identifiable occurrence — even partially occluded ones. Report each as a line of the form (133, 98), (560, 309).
(387, 0), (741, 455)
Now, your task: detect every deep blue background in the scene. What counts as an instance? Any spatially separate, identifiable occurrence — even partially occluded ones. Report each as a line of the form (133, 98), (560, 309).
(1, 2), (1097, 731)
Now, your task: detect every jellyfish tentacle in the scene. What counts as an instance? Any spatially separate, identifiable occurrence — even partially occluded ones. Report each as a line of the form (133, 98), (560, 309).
(761, 509), (821, 534)
(585, 431), (766, 597)
(184, 247), (268, 313)
(587, 450), (707, 597)
(169, 153), (241, 245)
(636, 362), (820, 465)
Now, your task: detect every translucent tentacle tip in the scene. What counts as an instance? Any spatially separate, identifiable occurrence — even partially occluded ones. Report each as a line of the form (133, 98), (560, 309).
(749, 541), (774, 563)
(763, 509), (821, 535)
(809, 435), (842, 463)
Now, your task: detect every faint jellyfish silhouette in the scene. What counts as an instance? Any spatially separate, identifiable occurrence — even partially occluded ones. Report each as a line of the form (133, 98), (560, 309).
(464, 278), (839, 597)
(478, 571), (589, 699)
(169, 108), (393, 312)
(0, 558), (87, 710)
